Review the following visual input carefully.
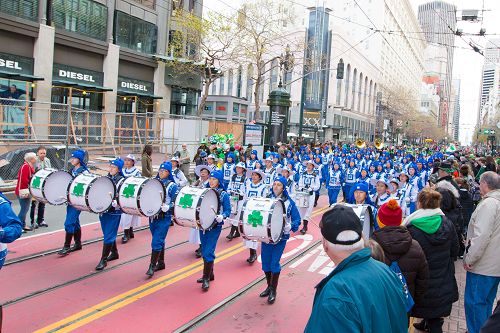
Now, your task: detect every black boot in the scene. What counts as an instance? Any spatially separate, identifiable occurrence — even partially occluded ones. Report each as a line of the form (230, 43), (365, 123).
(121, 229), (130, 244)
(300, 220), (309, 235)
(107, 242), (119, 261)
(154, 249), (165, 271)
(314, 192), (319, 207)
(267, 272), (280, 304)
(70, 229), (82, 252)
(129, 227), (134, 238)
(226, 226), (236, 240)
(247, 249), (257, 264)
(58, 232), (73, 256)
(233, 227), (240, 238)
(413, 319), (428, 332)
(95, 244), (112, 271)
(146, 251), (161, 277)
(195, 246), (202, 258)
(259, 272), (272, 297)
(201, 261), (213, 291)
(197, 262), (215, 283)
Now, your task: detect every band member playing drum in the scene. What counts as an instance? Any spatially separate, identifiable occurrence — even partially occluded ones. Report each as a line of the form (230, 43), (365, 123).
(297, 160), (320, 235)
(146, 162), (178, 277)
(351, 182), (375, 207)
(197, 170), (231, 291)
(120, 154), (141, 244)
(191, 165), (211, 258)
(58, 149), (89, 256)
(260, 176), (301, 304)
(226, 162), (246, 240)
(171, 156), (189, 188)
(95, 158), (124, 271)
(243, 169), (268, 263)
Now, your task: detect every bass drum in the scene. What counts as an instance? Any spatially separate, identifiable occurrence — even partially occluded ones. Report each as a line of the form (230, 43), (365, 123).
(331, 203), (373, 238)
(173, 186), (219, 230)
(29, 169), (73, 205)
(118, 177), (165, 217)
(239, 197), (285, 244)
(67, 174), (115, 213)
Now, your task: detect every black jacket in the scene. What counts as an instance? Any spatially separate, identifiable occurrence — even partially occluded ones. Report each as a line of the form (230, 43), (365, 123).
(372, 226), (429, 304)
(408, 216), (459, 319)
(481, 301), (500, 333)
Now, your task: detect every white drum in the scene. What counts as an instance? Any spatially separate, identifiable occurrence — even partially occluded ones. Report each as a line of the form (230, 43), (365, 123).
(239, 197), (285, 244)
(29, 168), (73, 205)
(173, 186), (219, 230)
(118, 177), (165, 217)
(68, 174), (115, 213)
(331, 203), (373, 238)
(295, 191), (310, 208)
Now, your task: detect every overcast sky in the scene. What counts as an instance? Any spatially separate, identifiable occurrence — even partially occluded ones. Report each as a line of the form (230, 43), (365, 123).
(204, 0), (500, 144)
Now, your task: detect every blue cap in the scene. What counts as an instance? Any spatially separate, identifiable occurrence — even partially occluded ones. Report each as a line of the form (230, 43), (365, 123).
(200, 151), (207, 158)
(71, 149), (86, 165)
(159, 161), (173, 172)
(251, 150), (258, 156)
(110, 158), (124, 172)
(209, 170), (224, 188)
(352, 182), (369, 194)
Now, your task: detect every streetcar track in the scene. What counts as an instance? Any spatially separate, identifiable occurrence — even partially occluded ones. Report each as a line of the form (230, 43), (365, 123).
(173, 239), (323, 333)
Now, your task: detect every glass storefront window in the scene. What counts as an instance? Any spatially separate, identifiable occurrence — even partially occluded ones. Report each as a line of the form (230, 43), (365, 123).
(115, 11), (157, 54)
(0, 78), (32, 138)
(52, 0), (107, 41)
(170, 87), (198, 116)
(0, 0), (38, 21)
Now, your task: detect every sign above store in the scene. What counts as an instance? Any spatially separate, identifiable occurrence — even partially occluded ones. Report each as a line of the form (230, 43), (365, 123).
(0, 52), (34, 75)
(53, 64), (104, 86)
(118, 76), (153, 94)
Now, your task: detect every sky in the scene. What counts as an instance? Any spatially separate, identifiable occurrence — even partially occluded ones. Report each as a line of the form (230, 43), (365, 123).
(204, 0), (500, 145)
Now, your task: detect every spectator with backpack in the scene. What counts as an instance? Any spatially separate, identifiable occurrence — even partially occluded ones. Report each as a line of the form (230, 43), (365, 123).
(371, 199), (429, 315)
(404, 189), (459, 333)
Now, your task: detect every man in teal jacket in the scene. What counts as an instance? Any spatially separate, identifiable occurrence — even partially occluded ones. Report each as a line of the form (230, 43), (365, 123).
(305, 205), (408, 333)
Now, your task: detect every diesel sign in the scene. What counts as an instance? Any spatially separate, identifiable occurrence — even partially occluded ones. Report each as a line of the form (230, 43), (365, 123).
(0, 59), (22, 70)
(121, 81), (148, 92)
(58, 70), (95, 83)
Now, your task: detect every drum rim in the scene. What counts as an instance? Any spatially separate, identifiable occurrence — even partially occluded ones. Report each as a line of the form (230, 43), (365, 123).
(117, 177), (165, 217)
(196, 188), (220, 230)
(31, 169), (72, 205)
(68, 174), (116, 214)
(238, 197), (285, 244)
(269, 199), (286, 244)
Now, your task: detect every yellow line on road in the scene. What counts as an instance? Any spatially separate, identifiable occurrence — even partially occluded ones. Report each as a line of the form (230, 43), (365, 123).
(35, 205), (330, 333)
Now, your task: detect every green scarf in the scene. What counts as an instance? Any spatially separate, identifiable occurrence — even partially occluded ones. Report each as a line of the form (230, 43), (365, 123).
(411, 215), (442, 234)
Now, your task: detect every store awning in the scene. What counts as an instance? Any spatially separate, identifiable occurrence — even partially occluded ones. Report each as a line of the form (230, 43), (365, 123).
(52, 79), (113, 92)
(117, 90), (163, 99)
(0, 71), (44, 82)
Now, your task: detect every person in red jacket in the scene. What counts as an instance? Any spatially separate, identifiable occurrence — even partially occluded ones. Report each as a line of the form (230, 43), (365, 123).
(15, 152), (36, 232)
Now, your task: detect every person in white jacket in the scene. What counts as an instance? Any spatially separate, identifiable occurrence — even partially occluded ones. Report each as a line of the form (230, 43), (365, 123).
(120, 154), (142, 243)
(463, 171), (500, 333)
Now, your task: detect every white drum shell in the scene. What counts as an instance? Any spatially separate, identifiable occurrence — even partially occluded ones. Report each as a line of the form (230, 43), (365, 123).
(118, 177), (165, 217)
(239, 198), (285, 244)
(173, 186), (219, 230)
(30, 169), (73, 205)
(331, 203), (373, 238)
(295, 192), (310, 208)
(68, 174), (115, 213)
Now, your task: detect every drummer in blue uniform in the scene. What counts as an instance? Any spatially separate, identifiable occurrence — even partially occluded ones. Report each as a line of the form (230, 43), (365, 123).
(58, 149), (89, 256)
(222, 152), (236, 189)
(146, 162), (178, 277)
(343, 158), (359, 201)
(325, 161), (343, 206)
(0, 192), (23, 269)
(95, 158), (124, 271)
(121, 154), (142, 243)
(246, 150), (258, 171)
(226, 162), (247, 240)
(297, 159), (321, 235)
(197, 170), (231, 291)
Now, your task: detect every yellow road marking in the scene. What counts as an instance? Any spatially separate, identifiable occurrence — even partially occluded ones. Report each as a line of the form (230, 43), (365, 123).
(35, 205), (330, 333)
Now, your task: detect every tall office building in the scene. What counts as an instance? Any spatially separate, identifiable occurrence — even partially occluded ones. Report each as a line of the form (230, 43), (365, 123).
(451, 79), (460, 141)
(418, 1), (457, 131)
(478, 39), (500, 126)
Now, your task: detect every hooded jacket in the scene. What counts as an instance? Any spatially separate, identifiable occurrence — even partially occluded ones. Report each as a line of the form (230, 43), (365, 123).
(372, 226), (429, 304)
(464, 189), (500, 277)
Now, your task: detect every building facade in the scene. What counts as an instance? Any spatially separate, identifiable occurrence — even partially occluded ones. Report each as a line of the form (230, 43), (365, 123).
(450, 78), (460, 141)
(477, 39), (500, 127)
(0, 0), (202, 140)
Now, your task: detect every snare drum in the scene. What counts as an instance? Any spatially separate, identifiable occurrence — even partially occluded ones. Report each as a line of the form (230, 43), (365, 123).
(173, 186), (220, 230)
(118, 177), (165, 217)
(230, 195), (239, 215)
(67, 174), (115, 213)
(331, 203), (373, 238)
(295, 191), (310, 208)
(30, 168), (73, 205)
(239, 197), (285, 244)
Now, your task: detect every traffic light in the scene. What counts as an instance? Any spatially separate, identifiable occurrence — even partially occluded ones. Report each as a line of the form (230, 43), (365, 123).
(336, 59), (344, 80)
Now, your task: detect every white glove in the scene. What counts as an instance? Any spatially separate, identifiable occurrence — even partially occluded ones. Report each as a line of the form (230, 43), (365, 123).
(405, 197), (411, 203)
(161, 203), (169, 212)
(216, 215), (224, 223)
(112, 200), (118, 208)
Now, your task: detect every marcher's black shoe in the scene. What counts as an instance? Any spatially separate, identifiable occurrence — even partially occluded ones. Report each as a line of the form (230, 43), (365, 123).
(267, 272), (280, 304)
(129, 227), (134, 238)
(226, 226), (236, 240)
(95, 258), (107, 271)
(197, 262), (214, 282)
(154, 250), (165, 271)
(233, 228), (240, 238)
(107, 242), (119, 261)
(146, 251), (161, 277)
(247, 249), (257, 264)
(121, 229), (130, 244)
(259, 272), (272, 297)
(38, 222), (48, 227)
(96, 244), (113, 270)
(58, 232), (74, 256)
(300, 220), (309, 235)
(201, 262), (213, 291)
(195, 246), (202, 258)
(70, 229), (82, 252)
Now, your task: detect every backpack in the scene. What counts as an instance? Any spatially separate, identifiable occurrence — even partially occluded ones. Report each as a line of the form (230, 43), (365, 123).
(389, 261), (415, 313)
(467, 179), (481, 202)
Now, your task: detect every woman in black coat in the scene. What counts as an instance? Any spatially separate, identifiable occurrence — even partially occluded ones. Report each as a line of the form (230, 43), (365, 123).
(405, 189), (459, 333)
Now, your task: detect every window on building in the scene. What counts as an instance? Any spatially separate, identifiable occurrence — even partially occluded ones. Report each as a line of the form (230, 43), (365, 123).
(269, 59), (279, 91)
(227, 69), (233, 96)
(351, 68), (357, 110)
(247, 64), (254, 103)
(114, 11), (157, 54)
(236, 65), (242, 98)
(130, 0), (155, 9)
(345, 64), (350, 107)
(363, 77), (368, 113)
(219, 73), (225, 95)
(1, 0), (38, 21)
(52, 0), (107, 40)
(368, 80), (373, 114)
(211, 79), (217, 95)
(358, 73), (362, 112)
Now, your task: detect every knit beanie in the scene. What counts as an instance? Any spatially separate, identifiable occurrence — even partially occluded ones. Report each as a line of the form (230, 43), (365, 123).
(377, 199), (403, 228)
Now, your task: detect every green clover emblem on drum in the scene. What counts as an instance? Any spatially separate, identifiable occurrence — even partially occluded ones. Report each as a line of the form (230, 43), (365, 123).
(122, 184), (137, 198)
(248, 210), (263, 227)
(179, 194), (194, 208)
(31, 176), (42, 189)
(72, 183), (85, 197)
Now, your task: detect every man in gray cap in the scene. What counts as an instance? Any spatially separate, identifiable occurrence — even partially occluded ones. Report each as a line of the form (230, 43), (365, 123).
(304, 205), (408, 333)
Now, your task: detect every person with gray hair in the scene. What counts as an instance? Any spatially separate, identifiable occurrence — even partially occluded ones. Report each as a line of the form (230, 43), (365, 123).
(464, 171), (500, 333)
(15, 152), (36, 232)
(304, 205), (408, 333)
